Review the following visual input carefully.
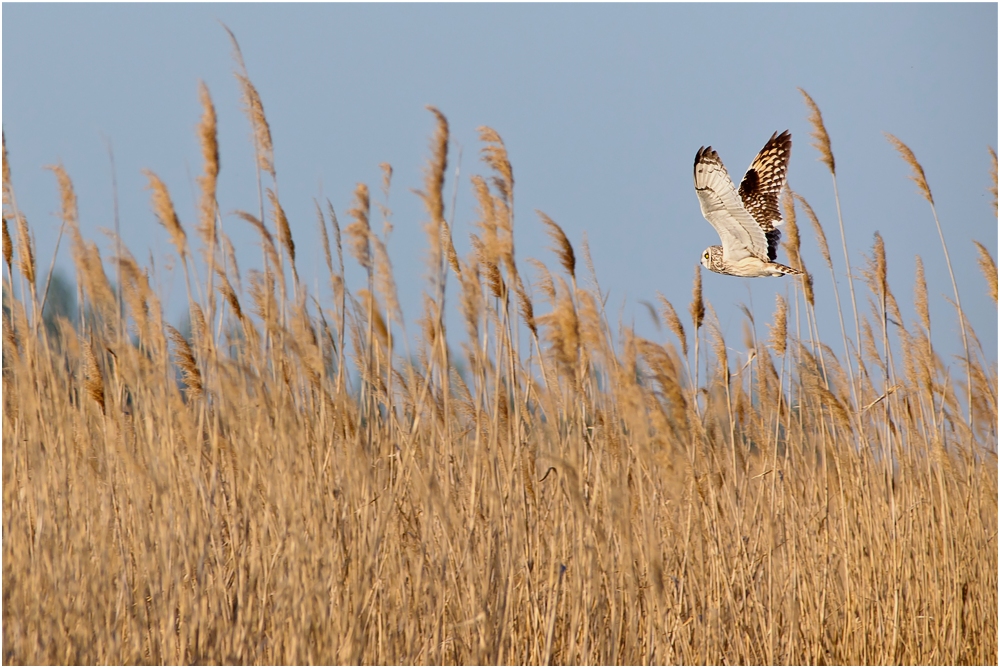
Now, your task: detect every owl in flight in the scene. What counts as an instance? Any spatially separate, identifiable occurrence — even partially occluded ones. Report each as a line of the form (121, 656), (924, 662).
(694, 131), (801, 277)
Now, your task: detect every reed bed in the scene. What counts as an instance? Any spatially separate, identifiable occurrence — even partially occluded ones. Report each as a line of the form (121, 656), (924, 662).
(2, 71), (997, 664)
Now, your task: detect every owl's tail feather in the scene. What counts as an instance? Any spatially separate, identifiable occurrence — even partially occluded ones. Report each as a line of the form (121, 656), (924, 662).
(770, 262), (803, 276)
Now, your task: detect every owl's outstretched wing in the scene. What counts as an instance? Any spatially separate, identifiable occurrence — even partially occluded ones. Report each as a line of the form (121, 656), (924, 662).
(738, 131), (792, 262)
(694, 146), (770, 262)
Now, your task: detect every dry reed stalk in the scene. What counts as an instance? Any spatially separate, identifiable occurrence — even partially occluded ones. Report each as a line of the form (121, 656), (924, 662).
(221, 231), (241, 291)
(528, 257), (556, 306)
(344, 184), (372, 272)
(514, 274), (537, 338)
(215, 267), (243, 321)
(793, 191), (831, 269)
(972, 241), (997, 304)
(372, 234), (401, 325)
(2, 217), (11, 272)
(315, 200), (333, 277)
(82, 335), (106, 414)
(441, 218), (462, 279)
(656, 293), (687, 357)
(538, 276), (579, 373)
(143, 171), (188, 261)
(538, 211), (576, 280)
(798, 346), (851, 430)
(117, 251), (152, 339)
(196, 81), (219, 248)
(235, 211), (281, 279)
(478, 126), (514, 206)
(14, 213), (35, 287)
(707, 311), (728, 381)
(420, 107), (449, 289)
(166, 324), (203, 401)
(798, 88), (835, 174)
(769, 294), (788, 358)
(225, 29), (275, 180)
(690, 265), (705, 332)
(268, 189), (294, 264)
(914, 256), (931, 332)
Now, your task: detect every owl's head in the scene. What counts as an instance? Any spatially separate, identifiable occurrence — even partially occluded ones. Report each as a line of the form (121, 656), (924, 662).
(700, 246), (720, 271)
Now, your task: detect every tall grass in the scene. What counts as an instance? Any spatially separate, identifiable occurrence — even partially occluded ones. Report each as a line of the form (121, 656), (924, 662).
(2, 68), (997, 664)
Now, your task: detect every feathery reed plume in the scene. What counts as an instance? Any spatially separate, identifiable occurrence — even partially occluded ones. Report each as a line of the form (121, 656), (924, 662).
(515, 275), (537, 337)
(989, 146), (997, 216)
(793, 192), (831, 269)
(873, 232), (888, 300)
(117, 252), (151, 337)
(419, 107), (449, 288)
(2, 217), (11, 271)
(234, 211), (281, 280)
(220, 231), (241, 291)
(657, 293), (687, 357)
(782, 189), (814, 305)
(441, 218), (462, 279)
(689, 265), (704, 332)
(224, 25), (275, 179)
(885, 133), (933, 205)
(885, 133), (974, 422)
(914, 256), (930, 332)
(799, 345), (851, 429)
(372, 235), (401, 324)
(538, 276), (579, 372)
(344, 183), (372, 271)
(15, 213), (35, 287)
(972, 241), (997, 304)
(798, 88), (835, 174)
(478, 126), (513, 205)
(379, 161), (393, 201)
(769, 294), (788, 357)
(527, 257), (556, 305)
(215, 268), (243, 321)
(167, 324), (203, 401)
(50, 163), (78, 226)
(708, 310), (728, 379)
(485, 257), (506, 301)
(196, 81), (219, 246)
(315, 200), (333, 276)
(268, 189), (297, 285)
(143, 170), (188, 261)
(82, 336), (106, 415)
(423, 107), (448, 224)
(781, 190), (802, 270)
(538, 211), (576, 280)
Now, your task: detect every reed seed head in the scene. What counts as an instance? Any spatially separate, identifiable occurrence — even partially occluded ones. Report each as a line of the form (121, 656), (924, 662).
(972, 241), (997, 304)
(2, 217), (11, 270)
(538, 211), (575, 280)
(345, 183), (372, 272)
(914, 255), (930, 331)
(798, 88), (835, 174)
(690, 265), (705, 332)
(885, 133), (933, 205)
(769, 294), (788, 357)
(657, 293), (687, 357)
(143, 170), (188, 261)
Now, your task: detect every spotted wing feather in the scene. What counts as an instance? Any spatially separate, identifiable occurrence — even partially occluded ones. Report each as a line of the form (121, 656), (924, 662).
(738, 131), (791, 262)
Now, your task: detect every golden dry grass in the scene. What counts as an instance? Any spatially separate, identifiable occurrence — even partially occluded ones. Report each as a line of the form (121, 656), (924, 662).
(2, 76), (997, 666)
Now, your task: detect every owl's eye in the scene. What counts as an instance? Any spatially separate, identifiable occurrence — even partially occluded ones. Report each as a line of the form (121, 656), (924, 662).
(704, 252), (709, 259)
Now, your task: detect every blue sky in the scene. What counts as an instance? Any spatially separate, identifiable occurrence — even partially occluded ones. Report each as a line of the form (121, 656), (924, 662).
(3, 3), (997, 367)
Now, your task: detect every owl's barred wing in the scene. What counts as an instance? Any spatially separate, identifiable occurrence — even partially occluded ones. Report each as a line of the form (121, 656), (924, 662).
(694, 146), (771, 262)
(739, 131), (791, 262)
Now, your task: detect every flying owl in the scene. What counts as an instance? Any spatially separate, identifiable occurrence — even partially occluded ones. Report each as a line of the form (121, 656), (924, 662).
(694, 131), (801, 277)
